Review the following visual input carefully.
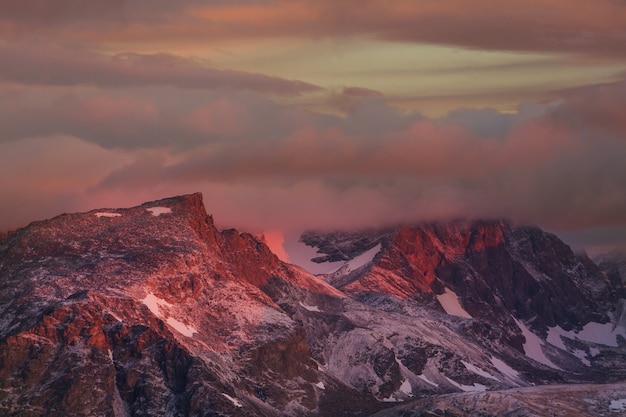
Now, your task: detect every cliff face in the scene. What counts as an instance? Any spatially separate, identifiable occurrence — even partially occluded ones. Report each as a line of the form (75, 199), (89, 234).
(1, 194), (625, 417)
(0, 194), (345, 417)
(333, 221), (614, 333)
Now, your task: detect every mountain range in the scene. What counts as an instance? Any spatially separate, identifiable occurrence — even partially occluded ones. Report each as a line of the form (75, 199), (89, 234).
(1, 193), (625, 417)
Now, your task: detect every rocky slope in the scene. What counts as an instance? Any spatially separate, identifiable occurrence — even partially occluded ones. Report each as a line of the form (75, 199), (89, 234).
(597, 250), (626, 294)
(0, 194), (359, 417)
(1, 194), (625, 416)
(322, 221), (615, 331)
(371, 383), (626, 417)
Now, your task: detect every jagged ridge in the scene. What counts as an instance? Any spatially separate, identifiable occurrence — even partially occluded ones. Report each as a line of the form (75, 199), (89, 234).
(1, 194), (625, 417)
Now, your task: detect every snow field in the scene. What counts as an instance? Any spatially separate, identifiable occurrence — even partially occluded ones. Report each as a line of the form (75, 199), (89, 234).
(610, 399), (626, 412)
(142, 292), (197, 337)
(299, 302), (321, 312)
(514, 318), (561, 370)
(333, 243), (382, 274)
(417, 374), (439, 387)
(95, 212), (121, 218)
(461, 360), (499, 381)
(444, 376), (487, 392)
(146, 207), (172, 216)
(222, 393), (243, 408)
(548, 321), (626, 349)
(436, 288), (472, 319)
(490, 356), (520, 381)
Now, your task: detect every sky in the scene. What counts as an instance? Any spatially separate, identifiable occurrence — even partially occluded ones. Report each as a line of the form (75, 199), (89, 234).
(1, 0), (626, 255)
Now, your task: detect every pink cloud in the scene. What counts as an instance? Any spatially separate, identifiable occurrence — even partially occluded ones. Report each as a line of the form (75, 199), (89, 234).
(0, 42), (321, 95)
(2, 1), (625, 58)
(183, 98), (249, 137)
(65, 81), (622, 237)
(550, 79), (626, 137)
(1, 73), (625, 252)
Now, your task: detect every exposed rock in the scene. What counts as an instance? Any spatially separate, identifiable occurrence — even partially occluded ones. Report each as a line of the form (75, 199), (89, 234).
(1, 194), (625, 417)
(326, 221), (616, 335)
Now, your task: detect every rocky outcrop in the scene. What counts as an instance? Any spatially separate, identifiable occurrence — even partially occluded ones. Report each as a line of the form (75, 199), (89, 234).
(596, 250), (626, 298)
(300, 229), (395, 263)
(333, 221), (615, 334)
(0, 194), (344, 416)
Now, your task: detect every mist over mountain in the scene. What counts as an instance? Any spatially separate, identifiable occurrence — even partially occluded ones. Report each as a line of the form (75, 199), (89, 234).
(1, 193), (625, 416)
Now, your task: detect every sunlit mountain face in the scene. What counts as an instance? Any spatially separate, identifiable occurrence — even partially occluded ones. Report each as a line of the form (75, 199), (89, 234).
(1, 194), (625, 416)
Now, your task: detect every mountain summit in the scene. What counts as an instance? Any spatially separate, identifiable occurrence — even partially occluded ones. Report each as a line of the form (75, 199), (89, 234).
(1, 194), (625, 416)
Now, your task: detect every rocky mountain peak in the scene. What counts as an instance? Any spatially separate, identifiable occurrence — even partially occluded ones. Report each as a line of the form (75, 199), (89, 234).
(1, 196), (625, 417)
(309, 219), (617, 334)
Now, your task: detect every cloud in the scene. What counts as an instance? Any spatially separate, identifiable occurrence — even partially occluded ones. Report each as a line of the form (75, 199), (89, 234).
(327, 87), (386, 113)
(549, 78), (626, 137)
(1, 65), (625, 252)
(3, 1), (625, 58)
(1, 0), (624, 255)
(67, 80), (624, 237)
(0, 0), (124, 29)
(0, 42), (320, 95)
(0, 135), (131, 227)
(0, 87), (324, 149)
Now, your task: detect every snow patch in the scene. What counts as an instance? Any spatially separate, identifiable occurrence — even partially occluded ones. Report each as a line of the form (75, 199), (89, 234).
(515, 319), (561, 370)
(490, 357), (519, 380)
(577, 322), (626, 348)
(142, 293), (170, 317)
(281, 234), (344, 274)
(112, 378), (130, 417)
(165, 317), (197, 338)
(336, 243), (382, 274)
(399, 379), (413, 396)
(572, 349), (591, 366)
(381, 396), (400, 403)
(381, 367), (413, 401)
(146, 207), (172, 216)
(437, 288), (472, 318)
(381, 385), (412, 403)
(284, 237), (381, 276)
(104, 310), (123, 322)
(315, 382), (325, 390)
(418, 374), (439, 387)
(462, 360), (498, 381)
(110, 351), (130, 417)
(548, 322), (626, 349)
(222, 393), (243, 408)
(299, 302), (321, 312)
(610, 399), (626, 412)
(142, 293), (197, 337)
(546, 325), (570, 350)
(444, 376), (487, 392)
(95, 212), (121, 218)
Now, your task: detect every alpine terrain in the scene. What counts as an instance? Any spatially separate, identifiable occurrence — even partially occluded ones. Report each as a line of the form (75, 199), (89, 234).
(1, 193), (625, 417)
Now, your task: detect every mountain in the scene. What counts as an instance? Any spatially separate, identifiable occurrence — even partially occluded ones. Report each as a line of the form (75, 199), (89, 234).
(317, 221), (619, 335)
(596, 250), (626, 294)
(1, 194), (625, 417)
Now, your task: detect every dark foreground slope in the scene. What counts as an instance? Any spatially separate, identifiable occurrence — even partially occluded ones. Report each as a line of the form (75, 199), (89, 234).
(1, 194), (625, 416)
